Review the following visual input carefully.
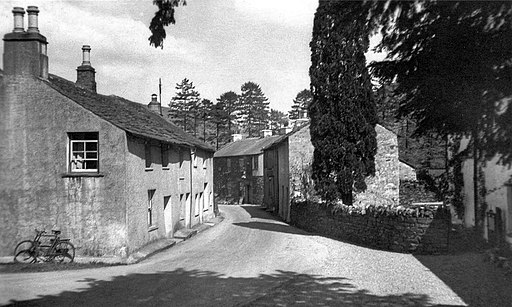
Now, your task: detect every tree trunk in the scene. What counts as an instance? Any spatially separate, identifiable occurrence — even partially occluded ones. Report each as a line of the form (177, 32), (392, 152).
(472, 128), (480, 234)
(201, 115), (205, 141)
(193, 114), (197, 137)
(216, 123), (219, 150)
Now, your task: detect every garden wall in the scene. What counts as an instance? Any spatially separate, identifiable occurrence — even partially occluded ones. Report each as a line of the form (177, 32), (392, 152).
(290, 201), (451, 254)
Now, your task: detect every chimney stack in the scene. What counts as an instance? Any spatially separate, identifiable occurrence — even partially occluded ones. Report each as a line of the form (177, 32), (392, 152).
(76, 45), (97, 92)
(26, 6), (39, 33)
(231, 134), (243, 142)
(147, 94), (162, 115)
(3, 6), (48, 78)
(12, 7), (25, 33)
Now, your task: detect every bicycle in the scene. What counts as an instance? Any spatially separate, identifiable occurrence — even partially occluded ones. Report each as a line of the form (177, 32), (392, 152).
(13, 229), (75, 264)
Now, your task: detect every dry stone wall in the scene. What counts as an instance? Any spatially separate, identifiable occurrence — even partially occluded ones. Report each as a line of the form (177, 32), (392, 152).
(290, 200), (450, 254)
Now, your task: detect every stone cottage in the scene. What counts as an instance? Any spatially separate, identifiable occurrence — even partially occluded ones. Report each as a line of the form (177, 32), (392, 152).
(213, 132), (282, 205)
(0, 6), (215, 258)
(262, 123), (424, 222)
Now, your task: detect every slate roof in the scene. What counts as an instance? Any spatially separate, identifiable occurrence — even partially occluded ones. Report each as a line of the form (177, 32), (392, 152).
(46, 74), (214, 152)
(214, 135), (285, 158)
(261, 123), (310, 151)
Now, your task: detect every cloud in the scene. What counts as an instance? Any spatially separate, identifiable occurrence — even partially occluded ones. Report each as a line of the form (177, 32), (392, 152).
(0, 1), (205, 103)
(233, 0), (317, 28)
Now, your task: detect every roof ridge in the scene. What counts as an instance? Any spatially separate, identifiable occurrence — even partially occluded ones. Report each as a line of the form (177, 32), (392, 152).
(46, 74), (214, 152)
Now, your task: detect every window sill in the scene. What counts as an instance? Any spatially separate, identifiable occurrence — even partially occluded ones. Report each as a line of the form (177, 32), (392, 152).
(148, 226), (158, 232)
(162, 167), (170, 170)
(62, 172), (104, 178)
(145, 168), (154, 172)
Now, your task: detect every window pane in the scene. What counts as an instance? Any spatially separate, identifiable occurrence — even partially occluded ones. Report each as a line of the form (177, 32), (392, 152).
(72, 151), (85, 159)
(86, 142), (97, 151)
(83, 132), (98, 140)
(72, 142), (84, 151)
(86, 152), (97, 159)
(86, 160), (98, 170)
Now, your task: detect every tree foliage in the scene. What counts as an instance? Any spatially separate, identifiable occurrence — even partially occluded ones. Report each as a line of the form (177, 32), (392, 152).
(289, 89), (312, 120)
(366, 1), (512, 231)
(239, 82), (270, 137)
(149, 0), (186, 48)
(370, 1), (512, 152)
(309, 0), (378, 205)
(217, 91), (240, 135)
(269, 109), (287, 133)
(168, 78), (200, 134)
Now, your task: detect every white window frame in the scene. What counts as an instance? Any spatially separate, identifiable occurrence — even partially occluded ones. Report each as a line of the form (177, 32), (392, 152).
(148, 189), (155, 228)
(69, 132), (99, 173)
(252, 156), (258, 170)
(192, 147), (197, 168)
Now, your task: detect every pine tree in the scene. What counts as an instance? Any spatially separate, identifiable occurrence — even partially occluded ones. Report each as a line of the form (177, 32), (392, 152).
(239, 82), (270, 137)
(289, 89), (312, 120)
(216, 91), (240, 135)
(210, 101), (230, 149)
(309, 0), (378, 205)
(169, 78), (200, 134)
(198, 98), (213, 142)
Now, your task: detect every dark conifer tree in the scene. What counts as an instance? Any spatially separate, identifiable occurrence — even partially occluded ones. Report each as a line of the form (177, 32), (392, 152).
(239, 82), (270, 137)
(168, 78), (200, 134)
(217, 91), (240, 135)
(309, 0), (378, 205)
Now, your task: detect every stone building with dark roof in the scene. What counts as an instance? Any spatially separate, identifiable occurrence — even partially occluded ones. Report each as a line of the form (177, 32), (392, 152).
(213, 132), (282, 205)
(0, 6), (215, 258)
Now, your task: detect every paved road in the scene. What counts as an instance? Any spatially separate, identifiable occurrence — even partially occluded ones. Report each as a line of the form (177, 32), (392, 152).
(1, 205), (466, 306)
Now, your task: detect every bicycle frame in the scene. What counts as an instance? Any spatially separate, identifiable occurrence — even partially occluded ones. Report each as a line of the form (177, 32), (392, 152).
(14, 229), (75, 263)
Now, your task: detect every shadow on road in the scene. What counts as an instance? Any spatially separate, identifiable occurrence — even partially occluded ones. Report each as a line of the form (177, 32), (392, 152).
(232, 221), (313, 236)
(415, 253), (512, 307)
(240, 205), (278, 220)
(5, 269), (444, 306)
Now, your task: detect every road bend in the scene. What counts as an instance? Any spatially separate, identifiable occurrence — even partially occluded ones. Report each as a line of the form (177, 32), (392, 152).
(0, 205), (466, 306)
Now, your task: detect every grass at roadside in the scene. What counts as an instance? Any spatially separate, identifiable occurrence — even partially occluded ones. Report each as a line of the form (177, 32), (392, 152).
(0, 262), (123, 273)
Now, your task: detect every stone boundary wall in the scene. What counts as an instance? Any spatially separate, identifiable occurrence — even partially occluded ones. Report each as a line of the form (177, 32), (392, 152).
(290, 201), (451, 254)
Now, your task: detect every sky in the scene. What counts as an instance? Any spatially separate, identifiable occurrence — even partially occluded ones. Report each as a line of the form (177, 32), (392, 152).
(0, 0), (384, 113)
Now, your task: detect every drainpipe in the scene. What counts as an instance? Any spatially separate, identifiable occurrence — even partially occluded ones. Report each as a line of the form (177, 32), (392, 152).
(189, 147), (194, 228)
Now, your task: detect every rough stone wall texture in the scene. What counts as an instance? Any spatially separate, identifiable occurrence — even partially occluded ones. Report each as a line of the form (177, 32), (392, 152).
(0, 75), (128, 257)
(353, 125), (400, 207)
(399, 181), (440, 207)
(214, 155), (263, 205)
(289, 126), (314, 201)
(291, 201), (451, 254)
(400, 161), (417, 181)
(252, 176), (265, 205)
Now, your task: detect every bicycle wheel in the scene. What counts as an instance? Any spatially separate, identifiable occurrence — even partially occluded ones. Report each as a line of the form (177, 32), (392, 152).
(13, 240), (36, 263)
(54, 242), (75, 263)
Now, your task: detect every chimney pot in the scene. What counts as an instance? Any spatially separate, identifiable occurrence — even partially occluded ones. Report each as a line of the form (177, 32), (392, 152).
(26, 6), (39, 33)
(82, 45), (91, 66)
(12, 7), (25, 33)
(148, 94), (162, 115)
(76, 45), (96, 92)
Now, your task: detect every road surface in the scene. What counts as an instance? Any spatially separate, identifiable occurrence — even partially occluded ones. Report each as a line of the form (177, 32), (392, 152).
(0, 205), (466, 306)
